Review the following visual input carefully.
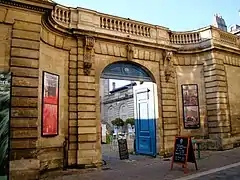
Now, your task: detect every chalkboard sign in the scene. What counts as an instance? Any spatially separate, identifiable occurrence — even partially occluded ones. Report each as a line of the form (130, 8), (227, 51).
(173, 136), (188, 163)
(171, 136), (198, 173)
(118, 139), (129, 160)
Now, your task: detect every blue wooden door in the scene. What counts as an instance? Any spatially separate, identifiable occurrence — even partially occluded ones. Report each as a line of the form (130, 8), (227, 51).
(134, 82), (157, 157)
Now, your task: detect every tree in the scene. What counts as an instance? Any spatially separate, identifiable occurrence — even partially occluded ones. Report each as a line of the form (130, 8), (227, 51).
(125, 118), (135, 126)
(111, 118), (124, 127)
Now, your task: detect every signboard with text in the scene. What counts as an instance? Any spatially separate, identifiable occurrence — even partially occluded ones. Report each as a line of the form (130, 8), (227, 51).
(170, 136), (198, 173)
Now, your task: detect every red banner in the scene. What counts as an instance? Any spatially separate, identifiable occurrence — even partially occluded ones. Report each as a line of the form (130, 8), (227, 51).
(42, 72), (59, 136)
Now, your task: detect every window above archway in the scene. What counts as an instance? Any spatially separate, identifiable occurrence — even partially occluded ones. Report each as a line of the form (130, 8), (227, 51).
(101, 62), (153, 82)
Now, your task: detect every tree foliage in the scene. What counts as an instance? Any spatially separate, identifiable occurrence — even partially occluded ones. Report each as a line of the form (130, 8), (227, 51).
(111, 118), (124, 127)
(125, 118), (135, 126)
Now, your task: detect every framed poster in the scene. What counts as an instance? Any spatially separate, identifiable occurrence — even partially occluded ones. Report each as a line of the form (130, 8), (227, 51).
(181, 84), (200, 129)
(41, 71), (59, 137)
(0, 72), (12, 180)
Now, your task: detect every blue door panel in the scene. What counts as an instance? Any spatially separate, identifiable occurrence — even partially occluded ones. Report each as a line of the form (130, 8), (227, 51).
(135, 118), (156, 156)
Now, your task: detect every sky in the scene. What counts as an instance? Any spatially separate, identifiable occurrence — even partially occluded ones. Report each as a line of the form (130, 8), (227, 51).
(54, 0), (240, 89)
(55, 0), (240, 31)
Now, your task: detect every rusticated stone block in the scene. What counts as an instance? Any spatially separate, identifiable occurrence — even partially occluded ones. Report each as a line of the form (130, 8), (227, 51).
(11, 139), (37, 149)
(12, 77), (38, 87)
(11, 57), (38, 69)
(69, 69), (77, 75)
(11, 67), (38, 77)
(78, 97), (96, 104)
(12, 29), (40, 41)
(12, 129), (38, 138)
(78, 127), (97, 134)
(78, 90), (95, 97)
(11, 108), (38, 118)
(77, 150), (97, 158)
(69, 75), (77, 83)
(163, 117), (178, 124)
(69, 82), (77, 89)
(78, 104), (96, 111)
(162, 106), (177, 112)
(164, 124), (178, 130)
(11, 97), (38, 107)
(206, 92), (227, 99)
(205, 81), (227, 88)
(78, 142), (96, 150)
(69, 104), (77, 112)
(14, 21), (41, 32)
(69, 90), (77, 96)
(78, 82), (95, 90)
(162, 94), (176, 100)
(12, 38), (40, 50)
(69, 112), (77, 119)
(162, 112), (177, 118)
(78, 134), (97, 142)
(78, 120), (96, 127)
(12, 87), (38, 97)
(77, 112), (96, 119)
(162, 100), (176, 106)
(78, 75), (95, 83)
(69, 97), (77, 104)
(11, 48), (39, 59)
(69, 127), (77, 135)
(11, 118), (37, 128)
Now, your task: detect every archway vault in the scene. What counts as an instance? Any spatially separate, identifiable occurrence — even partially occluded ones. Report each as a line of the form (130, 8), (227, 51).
(101, 61), (154, 82)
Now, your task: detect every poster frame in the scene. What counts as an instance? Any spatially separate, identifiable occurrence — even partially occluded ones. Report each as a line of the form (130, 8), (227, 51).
(41, 71), (59, 137)
(181, 84), (200, 129)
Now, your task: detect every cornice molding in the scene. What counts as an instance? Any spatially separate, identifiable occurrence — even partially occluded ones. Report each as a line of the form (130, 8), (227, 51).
(0, 0), (54, 12)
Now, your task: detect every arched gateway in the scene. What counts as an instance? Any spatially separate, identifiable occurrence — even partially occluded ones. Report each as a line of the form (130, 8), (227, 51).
(101, 62), (158, 157)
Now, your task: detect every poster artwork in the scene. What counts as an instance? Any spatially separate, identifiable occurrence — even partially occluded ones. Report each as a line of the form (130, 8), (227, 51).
(42, 72), (59, 136)
(0, 72), (11, 180)
(182, 84), (200, 129)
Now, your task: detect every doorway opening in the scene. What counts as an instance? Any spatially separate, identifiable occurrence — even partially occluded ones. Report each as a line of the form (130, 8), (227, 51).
(100, 62), (159, 165)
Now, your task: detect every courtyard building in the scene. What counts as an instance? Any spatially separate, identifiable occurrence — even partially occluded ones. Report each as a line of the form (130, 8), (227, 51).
(1, 0), (240, 179)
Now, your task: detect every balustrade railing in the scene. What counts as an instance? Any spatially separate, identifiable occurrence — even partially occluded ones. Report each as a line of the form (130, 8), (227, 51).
(100, 16), (151, 37)
(51, 5), (71, 24)
(170, 32), (201, 44)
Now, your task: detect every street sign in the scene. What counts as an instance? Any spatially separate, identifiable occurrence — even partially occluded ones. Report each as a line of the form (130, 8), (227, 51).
(118, 139), (129, 160)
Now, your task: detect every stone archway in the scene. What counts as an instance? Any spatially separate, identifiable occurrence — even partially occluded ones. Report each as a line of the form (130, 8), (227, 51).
(100, 61), (159, 158)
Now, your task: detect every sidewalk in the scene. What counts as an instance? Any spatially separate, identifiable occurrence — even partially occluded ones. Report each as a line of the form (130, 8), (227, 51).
(40, 147), (240, 180)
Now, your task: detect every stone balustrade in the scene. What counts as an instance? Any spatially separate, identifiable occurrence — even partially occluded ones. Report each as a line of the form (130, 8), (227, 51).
(100, 16), (151, 37)
(218, 30), (237, 45)
(170, 31), (201, 44)
(51, 5), (71, 25)
(50, 5), (239, 50)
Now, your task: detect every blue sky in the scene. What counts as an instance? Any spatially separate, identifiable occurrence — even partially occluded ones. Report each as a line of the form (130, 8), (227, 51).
(55, 0), (240, 31)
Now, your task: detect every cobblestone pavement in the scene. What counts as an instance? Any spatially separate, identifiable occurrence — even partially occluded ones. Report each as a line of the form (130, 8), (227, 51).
(40, 147), (240, 180)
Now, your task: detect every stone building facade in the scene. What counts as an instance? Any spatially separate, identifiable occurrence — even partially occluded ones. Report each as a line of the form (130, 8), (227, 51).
(1, 0), (240, 179)
(100, 79), (135, 129)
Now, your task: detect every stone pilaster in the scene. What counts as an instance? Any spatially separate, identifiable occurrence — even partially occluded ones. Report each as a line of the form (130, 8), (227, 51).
(160, 51), (178, 155)
(76, 37), (101, 167)
(68, 46), (78, 166)
(204, 51), (231, 150)
(10, 19), (41, 179)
